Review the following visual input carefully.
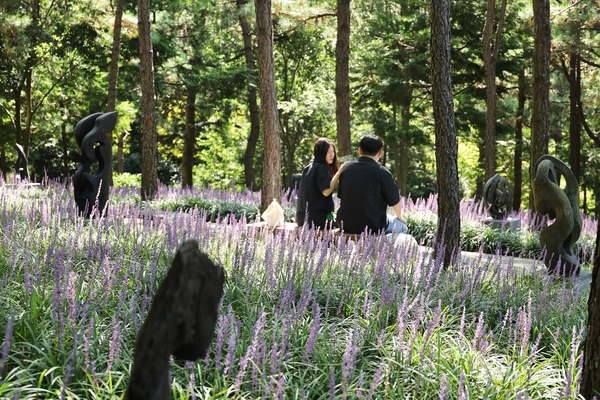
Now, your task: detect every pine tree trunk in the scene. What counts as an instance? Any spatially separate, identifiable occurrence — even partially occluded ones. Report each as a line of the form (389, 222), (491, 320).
(482, 0), (507, 182)
(568, 53), (581, 182)
(582, 224), (600, 399)
(254, 0), (281, 212)
(335, 0), (352, 161)
(105, 0), (124, 187)
(182, 89), (196, 188)
(107, 0), (124, 113)
(513, 70), (526, 211)
(138, 0), (158, 201)
(431, 0), (461, 268)
(530, 0), (550, 210)
(237, 0), (261, 190)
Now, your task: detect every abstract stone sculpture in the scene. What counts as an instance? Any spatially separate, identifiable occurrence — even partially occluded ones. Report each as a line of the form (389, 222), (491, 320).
(14, 143), (29, 180)
(69, 112), (117, 218)
(532, 155), (582, 276)
(125, 240), (225, 400)
(483, 173), (513, 219)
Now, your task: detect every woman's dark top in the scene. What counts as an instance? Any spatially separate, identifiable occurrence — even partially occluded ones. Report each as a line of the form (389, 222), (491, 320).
(295, 161), (334, 229)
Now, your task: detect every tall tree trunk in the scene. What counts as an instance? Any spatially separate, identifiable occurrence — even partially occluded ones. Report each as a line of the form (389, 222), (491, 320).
(530, 0), (550, 210)
(398, 90), (412, 196)
(182, 88), (196, 188)
(61, 118), (69, 178)
(106, 0), (124, 187)
(568, 53), (581, 182)
(255, 0), (281, 213)
(13, 90), (23, 146)
(23, 0), (40, 156)
(481, 0), (507, 182)
(107, 0), (124, 112)
(513, 70), (526, 211)
(431, 0), (460, 268)
(335, 0), (352, 161)
(582, 223), (600, 399)
(24, 68), (33, 156)
(237, 0), (261, 190)
(138, 0), (158, 201)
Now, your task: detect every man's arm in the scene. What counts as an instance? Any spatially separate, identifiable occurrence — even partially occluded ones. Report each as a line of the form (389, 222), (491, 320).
(390, 202), (407, 224)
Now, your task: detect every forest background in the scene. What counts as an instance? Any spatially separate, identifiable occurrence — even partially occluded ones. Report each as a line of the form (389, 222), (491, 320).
(1, 0), (599, 215)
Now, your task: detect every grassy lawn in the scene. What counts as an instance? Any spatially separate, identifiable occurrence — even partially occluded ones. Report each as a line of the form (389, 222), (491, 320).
(0, 181), (594, 399)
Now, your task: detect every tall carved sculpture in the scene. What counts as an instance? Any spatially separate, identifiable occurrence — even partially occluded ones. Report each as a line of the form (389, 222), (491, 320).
(125, 240), (225, 400)
(532, 155), (582, 276)
(483, 173), (513, 219)
(69, 112), (118, 218)
(14, 143), (29, 180)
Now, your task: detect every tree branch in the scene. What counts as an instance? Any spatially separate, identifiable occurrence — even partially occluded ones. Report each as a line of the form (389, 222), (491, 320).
(579, 99), (600, 147)
(492, 0), (508, 61)
(579, 55), (600, 69)
(0, 102), (16, 131)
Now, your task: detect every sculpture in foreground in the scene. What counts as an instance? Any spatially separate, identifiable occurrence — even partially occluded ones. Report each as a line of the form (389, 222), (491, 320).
(69, 111), (118, 218)
(532, 155), (581, 276)
(125, 240), (225, 400)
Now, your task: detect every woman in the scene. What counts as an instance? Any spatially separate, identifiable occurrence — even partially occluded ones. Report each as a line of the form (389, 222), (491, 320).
(295, 138), (346, 229)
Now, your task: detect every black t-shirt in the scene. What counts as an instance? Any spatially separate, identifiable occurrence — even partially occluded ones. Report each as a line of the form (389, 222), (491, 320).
(296, 162), (334, 214)
(336, 157), (400, 234)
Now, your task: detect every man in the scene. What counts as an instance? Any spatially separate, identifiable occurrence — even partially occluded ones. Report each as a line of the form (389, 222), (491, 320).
(336, 134), (408, 237)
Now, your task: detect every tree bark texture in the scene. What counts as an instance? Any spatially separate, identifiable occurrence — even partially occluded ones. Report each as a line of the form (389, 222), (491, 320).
(138, 0), (158, 201)
(568, 53), (581, 182)
(237, 0), (261, 190)
(182, 88), (196, 188)
(254, 0), (282, 212)
(582, 225), (600, 399)
(481, 0), (507, 181)
(105, 0), (123, 188)
(335, 0), (352, 161)
(513, 70), (526, 211)
(530, 0), (550, 206)
(431, 0), (461, 268)
(397, 93), (412, 196)
(107, 0), (124, 113)
(23, 0), (40, 156)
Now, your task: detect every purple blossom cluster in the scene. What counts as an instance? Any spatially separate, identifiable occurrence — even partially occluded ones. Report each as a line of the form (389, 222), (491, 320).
(0, 179), (593, 398)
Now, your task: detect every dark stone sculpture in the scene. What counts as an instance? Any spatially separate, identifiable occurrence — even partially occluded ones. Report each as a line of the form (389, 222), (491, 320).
(532, 155), (582, 276)
(125, 240), (225, 400)
(69, 112), (118, 217)
(286, 173), (302, 201)
(14, 143), (29, 180)
(483, 173), (513, 219)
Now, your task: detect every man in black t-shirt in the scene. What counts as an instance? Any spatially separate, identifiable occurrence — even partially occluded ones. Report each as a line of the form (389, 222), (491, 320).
(336, 135), (408, 236)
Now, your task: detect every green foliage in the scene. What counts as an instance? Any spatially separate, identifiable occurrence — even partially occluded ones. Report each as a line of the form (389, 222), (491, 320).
(149, 195), (261, 222)
(405, 211), (590, 266)
(112, 172), (141, 188)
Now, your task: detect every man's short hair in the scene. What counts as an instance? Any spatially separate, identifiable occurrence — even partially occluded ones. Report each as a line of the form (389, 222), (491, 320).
(359, 135), (383, 156)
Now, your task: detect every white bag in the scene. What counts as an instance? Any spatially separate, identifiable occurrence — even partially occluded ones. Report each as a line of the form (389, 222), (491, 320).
(261, 199), (284, 228)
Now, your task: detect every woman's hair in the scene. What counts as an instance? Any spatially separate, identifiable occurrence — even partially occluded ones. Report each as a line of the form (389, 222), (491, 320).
(313, 137), (339, 178)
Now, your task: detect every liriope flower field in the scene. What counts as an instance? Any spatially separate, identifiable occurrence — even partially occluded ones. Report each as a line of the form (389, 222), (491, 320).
(0, 180), (596, 399)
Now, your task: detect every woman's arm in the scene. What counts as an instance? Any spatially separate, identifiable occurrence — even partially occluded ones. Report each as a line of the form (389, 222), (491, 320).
(322, 162), (348, 197)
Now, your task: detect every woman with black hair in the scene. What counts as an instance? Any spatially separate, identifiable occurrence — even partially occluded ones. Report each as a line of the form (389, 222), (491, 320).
(295, 137), (347, 230)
